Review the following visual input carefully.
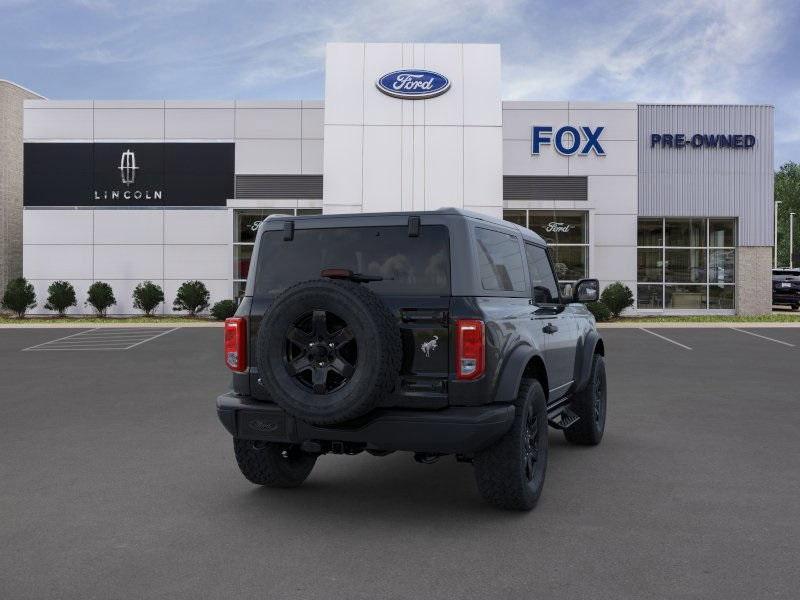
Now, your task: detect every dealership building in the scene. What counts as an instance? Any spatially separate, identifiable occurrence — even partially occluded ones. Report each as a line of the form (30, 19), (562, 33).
(2, 42), (774, 315)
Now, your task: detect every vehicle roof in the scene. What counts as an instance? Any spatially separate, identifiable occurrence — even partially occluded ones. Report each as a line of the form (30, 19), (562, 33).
(263, 207), (547, 246)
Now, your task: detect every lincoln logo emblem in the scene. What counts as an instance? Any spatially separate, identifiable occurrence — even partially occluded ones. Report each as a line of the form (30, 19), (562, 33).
(118, 149), (138, 186)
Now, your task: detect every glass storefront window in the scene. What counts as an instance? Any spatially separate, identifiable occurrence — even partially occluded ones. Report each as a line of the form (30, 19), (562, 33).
(709, 219), (736, 247)
(503, 210), (526, 228)
(637, 248), (662, 282)
(637, 219), (663, 246)
(529, 211), (587, 245)
(233, 207), (322, 297)
(550, 245), (587, 281)
(665, 219), (706, 247)
(637, 284), (663, 309)
(665, 249), (706, 283)
(665, 285), (708, 309)
(638, 218), (736, 311)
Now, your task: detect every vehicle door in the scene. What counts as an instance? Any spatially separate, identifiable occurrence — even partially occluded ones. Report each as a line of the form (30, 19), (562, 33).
(524, 242), (577, 397)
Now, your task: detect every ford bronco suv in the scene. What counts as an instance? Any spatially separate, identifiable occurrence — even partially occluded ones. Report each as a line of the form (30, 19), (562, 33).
(217, 209), (607, 510)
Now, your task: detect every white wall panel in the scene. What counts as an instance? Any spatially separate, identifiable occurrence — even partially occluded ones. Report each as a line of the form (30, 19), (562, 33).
(24, 108), (93, 140)
(301, 139), (324, 174)
(568, 109), (637, 141)
(588, 176), (637, 214)
(94, 109), (164, 139)
(322, 126), (362, 205)
(463, 44), (501, 126)
(568, 141), (637, 176)
(425, 126), (463, 210)
(235, 140), (301, 174)
(593, 214), (637, 246)
(24, 245), (93, 279)
(464, 127), (502, 209)
(93, 210), (163, 244)
(423, 44), (463, 126)
(94, 245), (163, 279)
(301, 108), (324, 139)
(164, 210), (230, 244)
(591, 246), (637, 281)
(503, 140), (568, 175)
(164, 108), (234, 139)
(324, 43), (364, 125)
(363, 126), (401, 212)
(164, 245), (229, 280)
(23, 210), (92, 244)
(102, 279), (163, 316)
(363, 43), (403, 126)
(235, 108), (301, 138)
(502, 109), (569, 140)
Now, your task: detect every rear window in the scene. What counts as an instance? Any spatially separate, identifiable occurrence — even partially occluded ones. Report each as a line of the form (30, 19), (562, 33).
(255, 225), (450, 296)
(773, 270), (800, 278)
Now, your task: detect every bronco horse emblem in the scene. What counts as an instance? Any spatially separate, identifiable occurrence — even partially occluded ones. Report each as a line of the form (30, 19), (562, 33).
(420, 335), (439, 358)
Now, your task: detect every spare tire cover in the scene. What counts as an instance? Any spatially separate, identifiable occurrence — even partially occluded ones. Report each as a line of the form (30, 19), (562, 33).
(256, 279), (401, 425)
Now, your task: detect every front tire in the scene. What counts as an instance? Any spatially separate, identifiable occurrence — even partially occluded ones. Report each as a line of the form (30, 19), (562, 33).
(233, 439), (317, 488)
(473, 380), (549, 510)
(564, 354), (607, 446)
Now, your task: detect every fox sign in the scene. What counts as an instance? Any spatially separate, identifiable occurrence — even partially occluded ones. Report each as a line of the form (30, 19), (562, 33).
(532, 125), (605, 156)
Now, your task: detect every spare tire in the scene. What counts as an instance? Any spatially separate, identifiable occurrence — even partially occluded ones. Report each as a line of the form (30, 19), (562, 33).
(256, 279), (401, 425)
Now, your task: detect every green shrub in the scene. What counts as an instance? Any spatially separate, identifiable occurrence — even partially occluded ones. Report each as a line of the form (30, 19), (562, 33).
(210, 299), (237, 321)
(86, 282), (116, 317)
(586, 301), (612, 322)
(1, 277), (37, 318)
(133, 281), (165, 316)
(173, 280), (210, 316)
(44, 280), (77, 317)
(600, 282), (634, 317)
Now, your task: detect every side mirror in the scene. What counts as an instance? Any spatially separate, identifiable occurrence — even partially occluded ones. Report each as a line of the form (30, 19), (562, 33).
(573, 278), (599, 303)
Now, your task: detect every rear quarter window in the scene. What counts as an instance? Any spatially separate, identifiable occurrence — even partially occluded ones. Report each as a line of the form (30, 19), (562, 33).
(474, 227), (526, 292)
(255, 225), (450, 297)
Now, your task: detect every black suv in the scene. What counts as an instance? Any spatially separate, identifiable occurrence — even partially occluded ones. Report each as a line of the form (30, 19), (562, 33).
(217, 209), (607, 510)
(772, 269), (800, 310)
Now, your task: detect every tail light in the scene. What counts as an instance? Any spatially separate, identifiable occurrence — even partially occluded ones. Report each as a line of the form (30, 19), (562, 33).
(455, 319), (485, 380)
(224, 317), (247, 372)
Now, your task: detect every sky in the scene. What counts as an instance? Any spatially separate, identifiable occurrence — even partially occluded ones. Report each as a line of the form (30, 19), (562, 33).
(1, 0), (799, 166)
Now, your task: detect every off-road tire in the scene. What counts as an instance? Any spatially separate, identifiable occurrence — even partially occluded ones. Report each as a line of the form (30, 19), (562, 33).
(233, 439), (317, 487)
(256, 279), (401, 425)
(564, 354), (607, 446)
(473, 380), (549, 511)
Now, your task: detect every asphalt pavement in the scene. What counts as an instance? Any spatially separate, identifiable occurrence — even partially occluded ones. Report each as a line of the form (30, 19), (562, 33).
(1, 326), (799, 600)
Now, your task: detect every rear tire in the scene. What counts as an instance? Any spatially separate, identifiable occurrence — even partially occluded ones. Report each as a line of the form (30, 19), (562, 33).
(792, 304), (799, 311)
(564, 354), (607, 446)
(473, 380), (548, 510)
(233, 439), (317, 488)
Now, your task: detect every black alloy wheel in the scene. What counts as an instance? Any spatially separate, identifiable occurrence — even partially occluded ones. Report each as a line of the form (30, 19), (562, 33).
(284, 309), (358, 395)
(523, 411), (540, 482)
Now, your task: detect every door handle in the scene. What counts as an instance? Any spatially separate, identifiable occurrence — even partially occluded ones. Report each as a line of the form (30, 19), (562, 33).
(542, 323), (559, 335)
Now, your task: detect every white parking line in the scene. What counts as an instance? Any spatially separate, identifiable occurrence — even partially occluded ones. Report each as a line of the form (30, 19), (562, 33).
(22, 327), (179, 351)
(729, 327), (796, 347)
(639, 327), (693, 350)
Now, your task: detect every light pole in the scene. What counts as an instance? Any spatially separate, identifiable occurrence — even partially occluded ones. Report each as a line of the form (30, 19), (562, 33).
(791, 212), (796, 269)
(774, 200), (782, 267)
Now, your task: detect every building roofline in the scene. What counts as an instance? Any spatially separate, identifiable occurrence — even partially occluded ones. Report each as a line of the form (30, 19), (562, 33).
(0, 79), (45, 99)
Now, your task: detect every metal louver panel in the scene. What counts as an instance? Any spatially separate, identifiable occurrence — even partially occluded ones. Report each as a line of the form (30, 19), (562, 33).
(235, 175), (323, 199)
(503, 176), (587, 201)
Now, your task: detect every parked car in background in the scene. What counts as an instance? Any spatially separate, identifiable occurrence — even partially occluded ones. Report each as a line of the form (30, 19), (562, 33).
(772, 269), (800, 310)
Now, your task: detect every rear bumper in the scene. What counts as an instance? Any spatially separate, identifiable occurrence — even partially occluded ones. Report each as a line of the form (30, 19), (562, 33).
(773, 292), (800, 305)
(216, 392), (515, 454)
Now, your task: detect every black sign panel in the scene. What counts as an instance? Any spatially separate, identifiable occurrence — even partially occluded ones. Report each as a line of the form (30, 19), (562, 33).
(24, 143), (234, 207)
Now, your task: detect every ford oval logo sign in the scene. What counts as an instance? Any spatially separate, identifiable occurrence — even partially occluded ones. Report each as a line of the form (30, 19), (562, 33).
(376, 70), (450, 99)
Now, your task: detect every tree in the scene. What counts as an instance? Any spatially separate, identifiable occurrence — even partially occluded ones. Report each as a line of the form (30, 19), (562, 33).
(775, 162), (800, 267)
(600, 282), (634, 318)
(132, 281), (165, 316)
(1, 277), (37, 318)
(44, 281), (77, 317)
(210, 299), (237, 321)
(173, 280), (210, 316)
(86, 282), (116, 317)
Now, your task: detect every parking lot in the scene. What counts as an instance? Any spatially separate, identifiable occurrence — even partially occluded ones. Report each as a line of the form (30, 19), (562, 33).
(1, 326), (799, 600)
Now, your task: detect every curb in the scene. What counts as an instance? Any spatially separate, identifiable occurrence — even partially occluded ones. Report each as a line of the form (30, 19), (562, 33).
(597, 322), (800, 329)
(0, 321), (223, 329)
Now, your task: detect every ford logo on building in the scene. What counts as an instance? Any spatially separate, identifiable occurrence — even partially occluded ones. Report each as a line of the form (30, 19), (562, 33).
(376, 70), (450, 99)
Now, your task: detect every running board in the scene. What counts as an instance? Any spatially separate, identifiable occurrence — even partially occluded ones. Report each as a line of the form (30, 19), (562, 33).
(547, 405), (580, 430)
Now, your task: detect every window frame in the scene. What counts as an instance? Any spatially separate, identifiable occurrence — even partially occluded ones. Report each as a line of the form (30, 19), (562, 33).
(524, 242), (563, 305)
